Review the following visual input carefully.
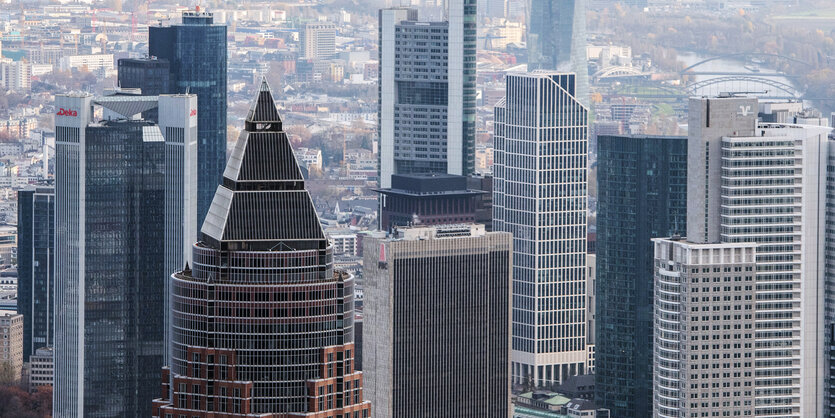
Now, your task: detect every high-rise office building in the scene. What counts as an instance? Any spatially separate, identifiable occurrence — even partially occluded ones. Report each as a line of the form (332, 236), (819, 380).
(17, 186), (55, 362)
(116, 57), (171, 121)
(54, 93), (166, 417)
(652, 239), (757, 418)
(594, 135), (687, 417)
(150, 8), (227, 230)
(653, 96), (833, 417)
(377, 0), (476, 188)
(152, 80), (371, 418)
(363, 224), (511, 417)
(482, 0), (507, 18)
(300, 22), (337, 60)
(159, 94), (198, 366)
(493, 72), (589, 387)
(527, 0), (589, 107)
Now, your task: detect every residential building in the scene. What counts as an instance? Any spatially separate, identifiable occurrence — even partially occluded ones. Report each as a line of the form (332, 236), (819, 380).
(28, 346), (53, 393)
(150, 8), (227, 230)
(328, 230), (359, 256)
(57, 54), (114, 73)
(17, 186), (55, 361)
(528, 0), (589, 106)
(151, 79), (371, 418)
(54, 93), (166, 417)
(363, 224), (511, 417)
(594, 134), (687, 417)
(376, 174), (487, 231)
(0, 310), (23, 382)
(377, 1), (476, 188)
(653, 96), (833, 417)
(295, 147), (323, 173)
(2, 60), (31, 92)
(300, 22), (336, 60)
(493, 72), (589, 387)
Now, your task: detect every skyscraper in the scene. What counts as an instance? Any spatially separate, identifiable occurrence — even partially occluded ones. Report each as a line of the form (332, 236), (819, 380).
(17, 186), (55, 362)
(493, 72), (589, 387)
(363, 224), (511, 417)
(377, 0), (476, 188)
(152, 80), (371, 417)
(594, 135), (687, 417)
(116, 57), (171, 121)
(653, 96), (833, 417)
(652, 238), (757, 418)
(54, 93), (166, 417)
(159, 94), (198, 366)
(527, 0), (589, 106)
(150, 8), (227, 229)
(300, 22), (337, 60)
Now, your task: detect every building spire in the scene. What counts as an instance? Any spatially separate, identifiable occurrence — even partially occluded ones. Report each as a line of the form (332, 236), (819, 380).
(200, 80), (325, 250)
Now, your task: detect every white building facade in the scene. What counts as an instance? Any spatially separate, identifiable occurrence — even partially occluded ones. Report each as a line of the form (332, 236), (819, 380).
(493, 71), (590, 387)
(654, 96), (834, 417)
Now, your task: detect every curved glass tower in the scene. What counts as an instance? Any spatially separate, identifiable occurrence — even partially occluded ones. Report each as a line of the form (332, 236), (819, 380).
(152, 80), (371, 417)
(527, 0), (589, 107)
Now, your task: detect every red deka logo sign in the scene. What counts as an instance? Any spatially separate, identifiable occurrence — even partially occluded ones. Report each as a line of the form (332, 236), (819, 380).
(190, 109), (197, 117)
(56, 108), (77, 117)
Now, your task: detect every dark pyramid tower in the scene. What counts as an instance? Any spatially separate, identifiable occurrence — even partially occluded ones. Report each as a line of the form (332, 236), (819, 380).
(152, 79), (372, 418)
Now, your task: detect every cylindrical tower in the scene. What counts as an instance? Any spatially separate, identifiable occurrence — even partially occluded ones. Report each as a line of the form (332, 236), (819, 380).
(153, 78), (370, 417)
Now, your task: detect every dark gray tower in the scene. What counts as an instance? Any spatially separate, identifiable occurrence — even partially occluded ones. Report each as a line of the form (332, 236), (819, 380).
(17, 186), (55, 361)
(364, 224), (512, 417)
(594, 134), (687, 417)
(54, 93), (166, 417)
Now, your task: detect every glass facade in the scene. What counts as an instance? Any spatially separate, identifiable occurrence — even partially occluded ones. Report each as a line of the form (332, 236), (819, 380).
(149, 11), (227, 231)
(84, 122), (165, 417)
(527, 0), (589, 106)
(55, 104), (166, 418)
(152, 80), (370, 417)
(594, 134), (687, 417)
(17, 187), (55, 361)
(116, 58), (171, 122)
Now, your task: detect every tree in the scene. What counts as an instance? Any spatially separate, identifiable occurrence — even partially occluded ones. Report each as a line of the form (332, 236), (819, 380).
(0, 362), (18, 385)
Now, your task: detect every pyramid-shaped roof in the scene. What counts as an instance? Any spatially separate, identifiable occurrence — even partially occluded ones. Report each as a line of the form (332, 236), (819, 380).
(201, 78), (327, 251)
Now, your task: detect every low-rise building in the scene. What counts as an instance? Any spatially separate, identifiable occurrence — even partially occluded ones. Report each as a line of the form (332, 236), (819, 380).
(58, 54), (114, 73)
(27, 346), (53, 392)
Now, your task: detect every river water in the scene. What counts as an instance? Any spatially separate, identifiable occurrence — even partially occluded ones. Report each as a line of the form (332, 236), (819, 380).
(677, 51), (802, 100)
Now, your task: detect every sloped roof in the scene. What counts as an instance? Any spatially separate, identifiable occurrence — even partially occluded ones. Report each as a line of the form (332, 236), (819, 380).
(201, 78), (326, 251)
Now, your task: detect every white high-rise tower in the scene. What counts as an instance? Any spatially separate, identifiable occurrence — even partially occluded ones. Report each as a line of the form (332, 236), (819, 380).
(493, 71), (590, 387)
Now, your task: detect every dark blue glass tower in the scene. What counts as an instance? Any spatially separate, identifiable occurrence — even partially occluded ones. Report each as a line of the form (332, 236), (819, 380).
(595, 134), (687, 417)
(149, 9), (227, 229)
(17, 186), (55, 361)
(116, 58), (171, 121)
